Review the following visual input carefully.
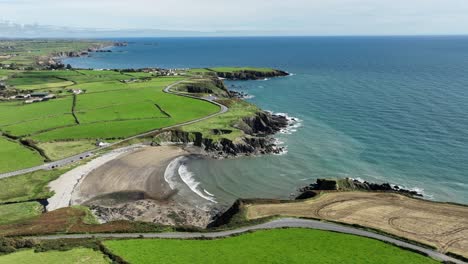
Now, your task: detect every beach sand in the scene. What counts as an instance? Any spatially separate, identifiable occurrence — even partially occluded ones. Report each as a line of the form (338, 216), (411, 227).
(70, 146), (187, 205)
(47, 145), (143, 212)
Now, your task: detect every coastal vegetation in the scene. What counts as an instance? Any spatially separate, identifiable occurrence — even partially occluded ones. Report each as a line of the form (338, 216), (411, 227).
(0, 202), (43, 225)
(0, 136), (44, 173)
(103, 229), (437, 264)
(181, 99), (259, 141)
(0, 169), (69, 203)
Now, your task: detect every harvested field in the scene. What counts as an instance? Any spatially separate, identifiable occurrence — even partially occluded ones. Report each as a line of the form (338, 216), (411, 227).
(246, 192), (468, 258)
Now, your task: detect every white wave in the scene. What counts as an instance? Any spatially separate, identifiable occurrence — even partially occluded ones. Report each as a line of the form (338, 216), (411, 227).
(243, 94), (255, 99)
(203, 189), (215, 197)
(350, 177), (365, 183)
(163, 156), (184, 189)
(179, 164), (217, 203)
(164, 157), (217, 204)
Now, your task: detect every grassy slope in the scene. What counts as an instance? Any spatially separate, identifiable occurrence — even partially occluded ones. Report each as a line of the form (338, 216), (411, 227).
(0, 169), (68, 203)
(104, 229), (437, 264)
(182, 99), (258, 141)
(36, 140), (96, 161)
(0, 202), (43, 225)
(0, 137), (44, 174)
(0, 248), (110, 264)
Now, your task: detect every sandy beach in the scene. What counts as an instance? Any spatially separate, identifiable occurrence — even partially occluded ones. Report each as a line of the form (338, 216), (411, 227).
(48, 145), (212, 227)
(70, 145), (188, 205)
(46, 145), (144, 211)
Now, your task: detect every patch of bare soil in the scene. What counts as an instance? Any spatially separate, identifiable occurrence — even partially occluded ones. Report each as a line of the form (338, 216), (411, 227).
(246, 192), (468, 258)
(89, 199), (212, 228)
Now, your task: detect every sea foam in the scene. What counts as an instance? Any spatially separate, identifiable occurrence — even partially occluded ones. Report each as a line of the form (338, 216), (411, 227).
(164, 156), (217, 203)
(179, 164), (217, 203)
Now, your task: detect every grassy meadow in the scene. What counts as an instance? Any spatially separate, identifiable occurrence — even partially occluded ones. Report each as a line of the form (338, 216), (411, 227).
(0, 248), (110, 264)
(0, 137), (44, 173)
(0, 169), (70, 203)
(0, 202), (43, 225)
(103, 229), (438, 264)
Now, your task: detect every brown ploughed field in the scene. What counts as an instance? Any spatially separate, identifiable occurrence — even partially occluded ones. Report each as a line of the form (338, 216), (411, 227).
(246, 192), (468, 258)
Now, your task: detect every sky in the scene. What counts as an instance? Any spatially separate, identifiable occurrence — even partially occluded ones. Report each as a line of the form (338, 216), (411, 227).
(1, 0), (468, 36)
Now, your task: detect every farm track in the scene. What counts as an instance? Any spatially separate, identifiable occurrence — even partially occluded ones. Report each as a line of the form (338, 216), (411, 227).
(31, 217), (466, 264)
(0, 79), (228, 179)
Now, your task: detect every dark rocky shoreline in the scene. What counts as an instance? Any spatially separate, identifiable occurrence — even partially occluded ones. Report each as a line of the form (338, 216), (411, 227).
(214, 69), (289, 80)
(296, 178), (423, 199)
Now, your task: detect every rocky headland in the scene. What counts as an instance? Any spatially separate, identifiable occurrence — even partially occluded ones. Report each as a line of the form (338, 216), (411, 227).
(214, 69), (289, 80)
(154, 111), (290, 158)
(296, 178), (423, 199)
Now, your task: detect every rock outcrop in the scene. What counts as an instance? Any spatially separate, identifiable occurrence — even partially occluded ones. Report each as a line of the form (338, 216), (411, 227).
(297, 178), (423, 199)
(214, 69), (289, 80)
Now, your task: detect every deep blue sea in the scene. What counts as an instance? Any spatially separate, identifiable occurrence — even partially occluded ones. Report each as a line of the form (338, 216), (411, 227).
(65, 36), (468, 205)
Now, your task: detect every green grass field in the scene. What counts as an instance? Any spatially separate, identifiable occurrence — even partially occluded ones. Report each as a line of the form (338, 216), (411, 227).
(0, 72), (218, 171)
(0, 169), (68, 203)
(37, 140), (96, 161)
(0, 248), (110, 264)
(0, 137), (44, 174)
(103, 229), (438, 264)
(30, 77), (219, 142)
(0, 202), (43, 225)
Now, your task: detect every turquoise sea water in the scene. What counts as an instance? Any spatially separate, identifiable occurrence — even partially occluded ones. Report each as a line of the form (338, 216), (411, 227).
(65, 37), (468, 205)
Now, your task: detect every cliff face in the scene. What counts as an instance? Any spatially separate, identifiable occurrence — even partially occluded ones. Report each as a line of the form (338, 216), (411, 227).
(154, 111), (289, 158)
(215, 70), (289, 80)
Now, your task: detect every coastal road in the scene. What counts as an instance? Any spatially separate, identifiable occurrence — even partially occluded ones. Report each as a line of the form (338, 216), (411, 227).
(0, 80), (228, 179)
(32, 217), (466, 264)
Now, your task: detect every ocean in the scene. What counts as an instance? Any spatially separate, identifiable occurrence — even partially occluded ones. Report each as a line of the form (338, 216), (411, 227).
(65, 36), (468, 206)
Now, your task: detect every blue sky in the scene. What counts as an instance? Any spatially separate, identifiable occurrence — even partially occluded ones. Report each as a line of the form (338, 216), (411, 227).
(1, 0), (468, 35)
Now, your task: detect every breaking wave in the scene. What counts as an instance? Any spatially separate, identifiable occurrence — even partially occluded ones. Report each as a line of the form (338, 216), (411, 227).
(164, 156), (217, 204)
(179, 164), (217, 203)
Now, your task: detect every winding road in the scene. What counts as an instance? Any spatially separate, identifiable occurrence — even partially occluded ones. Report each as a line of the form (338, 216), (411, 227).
(32, 217), (466, 264)
(0, 80), (228, 179)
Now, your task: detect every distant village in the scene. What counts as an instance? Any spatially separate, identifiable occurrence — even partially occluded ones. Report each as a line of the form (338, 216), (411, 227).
(9, 92), (56, 104)
(0, 67), (185, 103)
